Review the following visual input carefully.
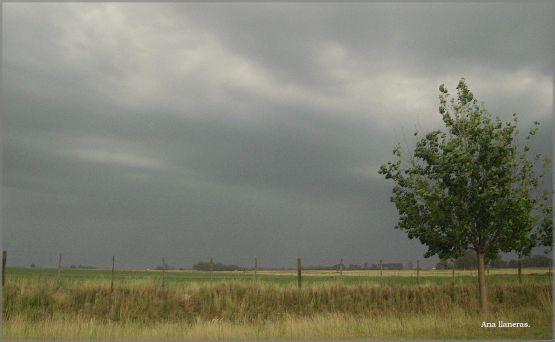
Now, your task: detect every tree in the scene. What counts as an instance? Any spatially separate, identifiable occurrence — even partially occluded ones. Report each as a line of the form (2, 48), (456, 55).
(521, 254), (552, 267)
(533, 203), (553, 253)
(379, 79), (552, 312)
(489, 256), (507, 269)
(509, 117), (552, 281)
(454, 250), (477, 270)
(192, 260), (244, 271)
(436, 259), (452, 270)
(508, 254), (552, 268)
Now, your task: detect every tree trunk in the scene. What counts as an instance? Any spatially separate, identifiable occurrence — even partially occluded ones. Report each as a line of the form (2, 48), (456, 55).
(451, 261), (455, 287)
(517, 258), (522, 283)
(477, 252), (487, 313)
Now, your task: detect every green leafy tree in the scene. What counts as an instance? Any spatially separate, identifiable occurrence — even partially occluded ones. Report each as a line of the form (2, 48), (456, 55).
(509, 118), (552, 281)
(489, 255), (507, 269)
(454, 250), (477, 270)
(435, 259), (453, 270)
(532, 200), (553, 253)
(379, 79), (552, 312)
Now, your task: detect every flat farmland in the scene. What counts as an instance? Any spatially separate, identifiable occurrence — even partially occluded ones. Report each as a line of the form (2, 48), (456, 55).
(2, 267), (552, 339)
(4, 266), (550, 288)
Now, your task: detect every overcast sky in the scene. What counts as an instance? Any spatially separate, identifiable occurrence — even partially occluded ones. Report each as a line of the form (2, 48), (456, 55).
(2, 3), (553, 269)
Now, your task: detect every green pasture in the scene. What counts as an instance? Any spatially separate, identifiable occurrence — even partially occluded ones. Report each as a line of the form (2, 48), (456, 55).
(5, 266), (551, 288)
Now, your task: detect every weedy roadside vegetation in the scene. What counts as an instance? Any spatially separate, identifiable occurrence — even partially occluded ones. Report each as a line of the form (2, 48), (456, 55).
(2, 269), (552, 339)
(3, 281), (551, 322)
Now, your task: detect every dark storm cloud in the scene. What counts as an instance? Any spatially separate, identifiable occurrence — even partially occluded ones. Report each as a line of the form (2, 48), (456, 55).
(2, 3), (552, 268)
(163, 3), (553, 86)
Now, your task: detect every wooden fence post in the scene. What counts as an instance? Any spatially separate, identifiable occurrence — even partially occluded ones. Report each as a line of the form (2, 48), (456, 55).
(210, 257), (214, 281)
(254, 258), (258, 280)
(57, 253), (62, 282)
(297, 258), (302, 288)
(162, 257), (166, 288)
(111, 256), (115, 291)
(339, 258), (343, 277)
(416, 259), (420, 285)
(2, 251), (6, 287)
(517, 258), (522, 283)
(451, 261), (455, 286)
(379, 259), (383, 285)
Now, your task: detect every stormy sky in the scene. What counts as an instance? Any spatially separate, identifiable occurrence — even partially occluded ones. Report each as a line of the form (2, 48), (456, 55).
(2, 3), (553, 269)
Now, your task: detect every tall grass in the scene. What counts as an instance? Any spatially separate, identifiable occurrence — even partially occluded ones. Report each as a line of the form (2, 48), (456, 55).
(5, 267), (551, 289)
(3, 280), (552, 339)
(4, 309), (552, 340)
(3, 281), (551, 324)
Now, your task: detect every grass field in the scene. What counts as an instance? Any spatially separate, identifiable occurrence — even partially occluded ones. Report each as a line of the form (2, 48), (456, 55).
(4, 266), (551, 288)
(2, 267), (553, 340)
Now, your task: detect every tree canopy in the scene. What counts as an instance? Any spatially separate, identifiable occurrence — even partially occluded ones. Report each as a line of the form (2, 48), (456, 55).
(379, 79), (552, 311)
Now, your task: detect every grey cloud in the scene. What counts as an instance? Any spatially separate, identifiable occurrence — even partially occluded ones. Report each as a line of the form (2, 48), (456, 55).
(2, 3), (552, 269)
(164, 3), (553, 84)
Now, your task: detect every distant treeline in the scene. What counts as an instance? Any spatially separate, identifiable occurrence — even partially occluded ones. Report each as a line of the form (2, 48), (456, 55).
(154, 265), (185, 271)
(436, 251), (552, 270)
(164, 261), (406, 271)
(51, 254), (549, 272)
(192, 261), (245, 271)
(491, 255), (552, 268)
(69, 264), (96, 269)
(305, 263), (404, 270)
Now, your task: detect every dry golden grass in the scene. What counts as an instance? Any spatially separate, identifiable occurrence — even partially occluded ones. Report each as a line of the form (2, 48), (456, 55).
(3, 278), (552, 340)
(253, 267), (550, 277)
(4, 281), (551, 322)
(4, 308), (551, 340)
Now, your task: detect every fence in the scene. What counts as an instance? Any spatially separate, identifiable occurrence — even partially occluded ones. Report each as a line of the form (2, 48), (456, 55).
(1, 249), (552, 289)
